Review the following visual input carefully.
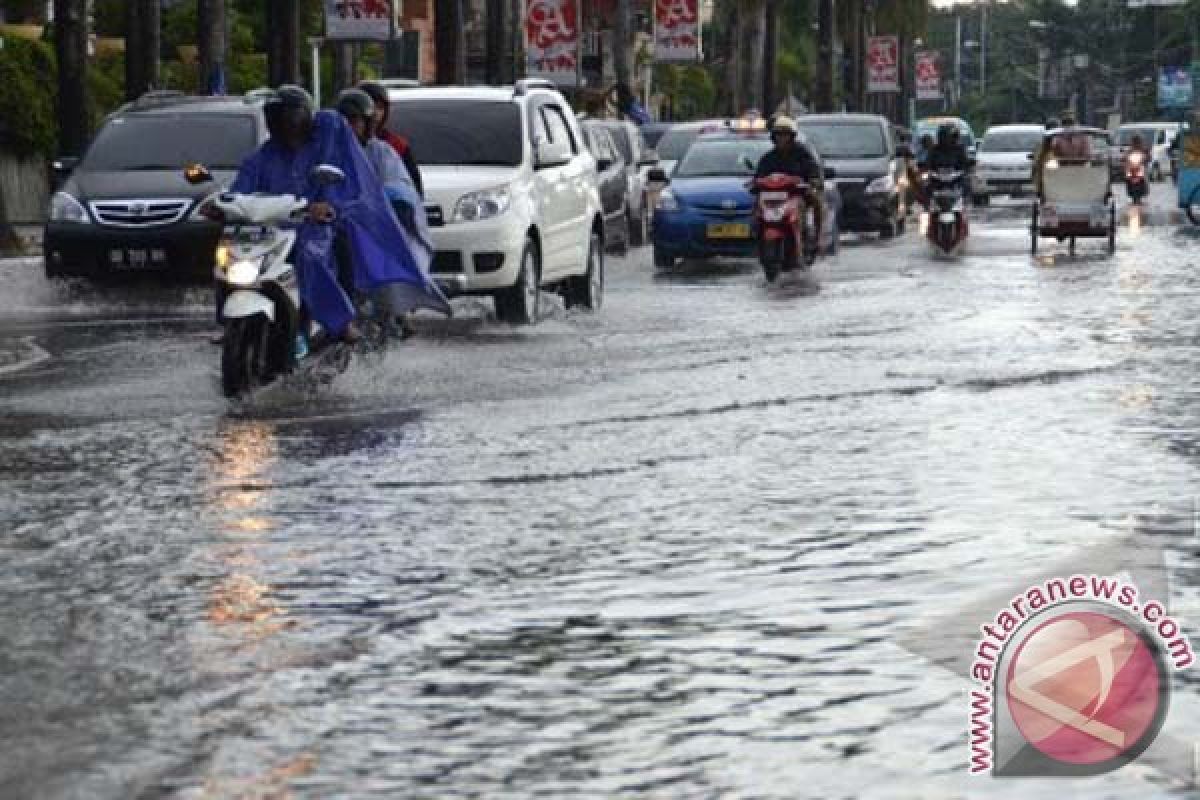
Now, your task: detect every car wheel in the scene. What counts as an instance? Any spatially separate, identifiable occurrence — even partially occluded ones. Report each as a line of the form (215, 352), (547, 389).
(565, 230), (603, 311)
(653, 247), (675, 270)
(495, 239), (540, 325)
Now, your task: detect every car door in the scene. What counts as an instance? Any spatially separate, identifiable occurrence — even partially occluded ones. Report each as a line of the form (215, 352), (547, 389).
(538, 102), (590, 277)
(531, 101), (577, 277)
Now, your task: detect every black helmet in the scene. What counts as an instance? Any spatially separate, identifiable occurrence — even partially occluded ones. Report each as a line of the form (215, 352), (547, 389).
(336, 88), (375, 120)
(358, 81), (390, 119)
(264, 84), (315, 114)
(937, 122), (956, 146)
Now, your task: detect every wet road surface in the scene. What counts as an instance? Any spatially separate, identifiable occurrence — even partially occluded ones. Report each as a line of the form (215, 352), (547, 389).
(3, 194), (1200, 798)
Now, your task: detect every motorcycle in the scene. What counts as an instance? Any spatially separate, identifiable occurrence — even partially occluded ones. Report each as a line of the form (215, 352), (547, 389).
(923, 168), (968, 256)
(1124, 150), (1148, 205)
(187, 163), (388, 398)
(751, 173), (817, 283)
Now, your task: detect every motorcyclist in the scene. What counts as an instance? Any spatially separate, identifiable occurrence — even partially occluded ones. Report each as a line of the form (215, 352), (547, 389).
(1125, 132), (1150, 171)
(358, 80), (424, 198)
(225, 85), (449, 345)
(908, 133), (936, 207)
(921, 123), (971, 172)
(754, 115), (824, 250)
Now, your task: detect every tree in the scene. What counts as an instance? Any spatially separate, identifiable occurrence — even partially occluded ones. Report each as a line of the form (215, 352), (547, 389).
(435, 0), (466, 85)
(198, 0), (227, 95)
(740, 0), (766, 112)
(485, 0), (508, 84)
(612, 0), (633, 91)
(815, 0), (834, 111)
(53, 0), (90, 157)
(125, 0), (161, 101)
(267, 0), (301, 86)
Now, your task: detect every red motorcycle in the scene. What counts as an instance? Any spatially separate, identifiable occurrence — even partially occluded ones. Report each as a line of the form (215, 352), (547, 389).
(751, 173), (816, 282)
(1124, 150), (1148, 205)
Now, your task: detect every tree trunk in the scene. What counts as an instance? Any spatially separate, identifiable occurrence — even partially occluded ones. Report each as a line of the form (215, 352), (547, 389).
(126, 1), (143, 101)
(435, 0), (466, 85)
(740, 0), (765, 113)
(721, 2), (742, 115)
(485, 0), (507, 84)
(267, 0), (301, 87)
(763, 0), (778, 117)
(815, 0), (835, 112)
(333, 43), (356, 93)
(198, 0), (227, 95)
(613, 0), (633, 91)
(0, 190), (18, 254)
(54, 0), (90, 157)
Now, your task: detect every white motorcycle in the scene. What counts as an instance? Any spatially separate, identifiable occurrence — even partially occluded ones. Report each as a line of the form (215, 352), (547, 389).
(188, 163), (381, 398)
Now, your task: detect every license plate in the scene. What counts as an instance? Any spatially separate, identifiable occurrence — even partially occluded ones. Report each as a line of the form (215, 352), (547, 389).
(707, 223), (751, 239)
(110, 248), (166, 270)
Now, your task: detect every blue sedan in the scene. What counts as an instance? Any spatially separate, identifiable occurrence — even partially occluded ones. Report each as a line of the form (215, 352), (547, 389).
(651, 133), (840, 269)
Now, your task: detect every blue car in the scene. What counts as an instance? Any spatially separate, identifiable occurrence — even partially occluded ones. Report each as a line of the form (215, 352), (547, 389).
(651, 132), (840, 269)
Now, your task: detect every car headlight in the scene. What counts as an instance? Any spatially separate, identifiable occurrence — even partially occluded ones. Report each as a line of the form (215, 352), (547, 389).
(452, 186), (511, 223)
(225, 257), (262, 287)
(49, 192), (89, 223)
(1045, 158), (1059, 170)
(865, 175), (895, 194)
(656, 188), (680, 211)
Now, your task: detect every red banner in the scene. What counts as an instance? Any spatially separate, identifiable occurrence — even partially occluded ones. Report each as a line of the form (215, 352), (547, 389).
(867, 35), (900, 93)
(915, 51), (941, 100)
(525, 0), (580, 86)
(654, 0), (699, 63)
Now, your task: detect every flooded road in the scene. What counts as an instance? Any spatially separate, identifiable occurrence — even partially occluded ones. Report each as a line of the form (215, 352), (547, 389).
(3, 203), (1200, 798)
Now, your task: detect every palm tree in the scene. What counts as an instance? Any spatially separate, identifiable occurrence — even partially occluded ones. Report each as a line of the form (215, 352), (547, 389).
(198, 0), (227, 95)
(484, 0), (507, 84)
(125, 0), (161, 100)
(741, 0), (767, 112)
(53, 0), (90, 156)
(435, 0), (466, 85)
(613, 0), (633, 94)
(815, 0), (834, 111)
(266, 0), (300, 87)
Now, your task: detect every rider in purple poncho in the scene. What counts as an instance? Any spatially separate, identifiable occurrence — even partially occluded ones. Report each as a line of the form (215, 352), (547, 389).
(229, 86), (450, 342)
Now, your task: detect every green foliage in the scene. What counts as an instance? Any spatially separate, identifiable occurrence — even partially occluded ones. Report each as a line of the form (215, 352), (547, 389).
(88, 52), (125, 126)
(0, 37), (57, 158)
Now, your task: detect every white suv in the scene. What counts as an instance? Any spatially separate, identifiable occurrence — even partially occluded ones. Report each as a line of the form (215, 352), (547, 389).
(387, 81), (605, 324)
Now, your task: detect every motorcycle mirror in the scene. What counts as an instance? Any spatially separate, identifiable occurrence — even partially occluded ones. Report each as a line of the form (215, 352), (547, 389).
(184, 163), (213, 184)
(310, 164), (346, 186)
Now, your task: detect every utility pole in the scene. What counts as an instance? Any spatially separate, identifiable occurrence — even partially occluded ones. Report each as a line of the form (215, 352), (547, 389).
(54, 0), (89, 157)
(816, 0), (834, 112)
(434, 0), (466, 85)
(198, 0), (227, 95)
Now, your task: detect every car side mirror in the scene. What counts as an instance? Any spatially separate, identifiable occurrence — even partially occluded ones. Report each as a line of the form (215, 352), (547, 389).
(184, 163), (213, 184)
(309, 164), (346, 186)
(647, 167), (668, 184)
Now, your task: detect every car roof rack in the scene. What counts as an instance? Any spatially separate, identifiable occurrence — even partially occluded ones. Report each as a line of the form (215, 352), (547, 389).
(513, 78), (558, 97)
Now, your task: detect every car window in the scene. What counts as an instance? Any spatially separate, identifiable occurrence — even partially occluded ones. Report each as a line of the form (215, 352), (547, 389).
(606, 125), (635, 165)
(981, 130), (1042, 153)
(796, 123), (887, 158)
(675, 139), (772, 178)
(82, 112), (257, 171)
(387, 99), (523, 166)
(656, 127), (702, 161)
(541, 104), (578, 155)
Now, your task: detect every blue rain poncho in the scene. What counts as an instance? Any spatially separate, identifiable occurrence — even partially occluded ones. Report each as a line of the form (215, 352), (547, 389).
(231, 110), (450, 336)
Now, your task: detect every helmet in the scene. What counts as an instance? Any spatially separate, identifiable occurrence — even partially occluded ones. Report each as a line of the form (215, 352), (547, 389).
(771, 115), (798, 136)
(1046, 117), (1061, 130)
(336, 88), (375, 120)
(1061, 109), (1077, 126)
(263, 84), (314, 114)
(936, 122), (956, 146)
(358, 81), (390, 119)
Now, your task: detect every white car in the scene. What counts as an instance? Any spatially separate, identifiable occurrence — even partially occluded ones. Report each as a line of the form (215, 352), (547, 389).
(386, 81), (605, 324)
(970, 124), (1044, 204)
(1112, 122), (1179, 182)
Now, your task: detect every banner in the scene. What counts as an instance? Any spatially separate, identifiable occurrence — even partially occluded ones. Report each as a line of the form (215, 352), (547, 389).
(915, 51), (940, 100)
(867, 35), (900, 93)
(1158, 65), (1192, 109)
(325, 0), (395, 41)
(526, 0), (580, 86)
(654, 0), (700, 63)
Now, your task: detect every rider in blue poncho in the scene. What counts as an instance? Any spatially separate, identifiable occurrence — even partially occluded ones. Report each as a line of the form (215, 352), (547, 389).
(229, 85), (450, 342)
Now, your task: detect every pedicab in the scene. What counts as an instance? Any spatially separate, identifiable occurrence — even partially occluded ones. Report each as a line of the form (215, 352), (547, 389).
(1030, 127), (1116, 255)
(1175, 125), (1200, 225)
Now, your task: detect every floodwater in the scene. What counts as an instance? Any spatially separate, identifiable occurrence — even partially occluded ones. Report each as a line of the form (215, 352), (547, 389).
(2, 196), (1200, 798)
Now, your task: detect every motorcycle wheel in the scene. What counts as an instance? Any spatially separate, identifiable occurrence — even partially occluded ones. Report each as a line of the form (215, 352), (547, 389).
(221, 316), (269, 398)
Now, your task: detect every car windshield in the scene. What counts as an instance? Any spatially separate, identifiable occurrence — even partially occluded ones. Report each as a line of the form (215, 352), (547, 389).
(82, 113), (257, 171)
(642, 125), (669, 148)
(388, 100), (523, 166)
(981, 131), (1042, 153)
(674, 139), (771, 177)
(797, 123), (887, 158)
(657, 127), (704, 161)
(917, 120), (973, 144)
(1117, 128), (1157, 147)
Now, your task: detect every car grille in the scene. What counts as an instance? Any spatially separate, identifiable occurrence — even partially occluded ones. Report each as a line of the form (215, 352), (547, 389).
(691, 200), (752, 215)
(89, 198), (192, 228)
(432, 251), (462, 273)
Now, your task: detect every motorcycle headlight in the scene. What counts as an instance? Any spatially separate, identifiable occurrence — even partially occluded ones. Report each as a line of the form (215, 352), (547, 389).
(49, 192), (89, 223)
(452, 186), (511, 223)
(866, 175), (895, 194)
(656, 188), (680, 211)
(1045, 159), (1059, 170)
(225, 257), (262, 287)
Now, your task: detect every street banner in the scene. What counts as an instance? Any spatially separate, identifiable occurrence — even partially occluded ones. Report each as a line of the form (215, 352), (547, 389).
(1158, 65), (1192, 109)
(526, 0), (581, 86)
(324, 0), (395, 41)
(654, 0), (700, 63)
(867, 35), (900, 93)
(915, 51), (940, 100)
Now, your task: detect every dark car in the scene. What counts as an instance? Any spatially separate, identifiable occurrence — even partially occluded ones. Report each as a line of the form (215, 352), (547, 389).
(589, 119), (656, 246)
(44, 93), (267, 282)
(641, 122), (672, 150)
(796, 113), (906, 238)
(582, 121), (630, 253)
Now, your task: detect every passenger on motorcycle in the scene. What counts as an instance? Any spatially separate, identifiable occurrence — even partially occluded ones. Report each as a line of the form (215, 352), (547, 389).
(358, 81), (424, 197)
(754, 116), (824, 249)
(1125, 133), (1150, 172)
